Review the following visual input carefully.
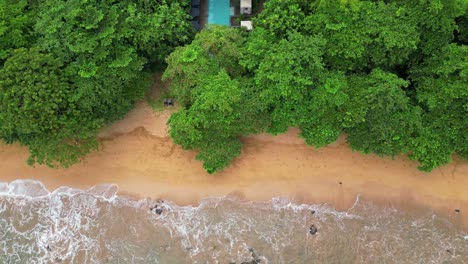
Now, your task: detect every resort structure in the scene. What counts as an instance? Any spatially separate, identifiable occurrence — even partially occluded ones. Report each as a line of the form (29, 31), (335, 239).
(192, 0), (254, 30)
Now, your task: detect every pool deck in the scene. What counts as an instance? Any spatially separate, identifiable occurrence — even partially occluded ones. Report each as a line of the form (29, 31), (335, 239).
(200, 0), (208, 29)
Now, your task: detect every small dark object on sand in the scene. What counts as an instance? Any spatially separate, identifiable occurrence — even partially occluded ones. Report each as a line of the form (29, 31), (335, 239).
(339, 181), (342, 185)
(311, 210), (316, 215)
(309, 224), (318, 235)
(455, 209), (460, 213)
(446, 249), (451, 253)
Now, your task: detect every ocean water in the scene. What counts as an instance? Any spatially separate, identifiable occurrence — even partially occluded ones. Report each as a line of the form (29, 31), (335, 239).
(0, 180), (467, 264)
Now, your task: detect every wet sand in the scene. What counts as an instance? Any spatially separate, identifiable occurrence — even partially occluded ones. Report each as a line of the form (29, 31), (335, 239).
(0, 102), (467, 227)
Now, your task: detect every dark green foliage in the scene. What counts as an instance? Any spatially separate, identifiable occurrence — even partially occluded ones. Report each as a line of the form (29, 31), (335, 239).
(401, 0), (466, 56)
(344, 70), (421, 157)
(164, 0), (467, 173)
(0, 0), (192, 167)
(0, 48), (100, 167)
(456, 16), (468, 44)
(196, 138), (242, 174)
(244, 31), (326, 134)
(0, 0), (34, 61)
(409, 44), (468, 171)
(306, 0), (421, 71)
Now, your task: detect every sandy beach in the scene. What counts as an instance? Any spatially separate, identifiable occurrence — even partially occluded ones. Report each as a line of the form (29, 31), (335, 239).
(0, 102), (467, 227)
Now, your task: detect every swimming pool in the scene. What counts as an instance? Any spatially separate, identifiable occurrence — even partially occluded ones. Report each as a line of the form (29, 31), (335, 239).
(208, 0), (230, 26)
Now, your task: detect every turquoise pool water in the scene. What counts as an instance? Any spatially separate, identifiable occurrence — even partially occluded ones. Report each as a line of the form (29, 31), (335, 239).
(208, 0), (230, 26)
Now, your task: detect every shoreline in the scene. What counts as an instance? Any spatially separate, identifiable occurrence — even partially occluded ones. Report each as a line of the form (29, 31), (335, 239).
(0, 102), (467, 229)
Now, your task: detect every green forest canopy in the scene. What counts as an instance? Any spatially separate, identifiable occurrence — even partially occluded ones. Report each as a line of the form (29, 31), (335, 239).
(163, 0), (467, 173)
(0, 0), (193, 166)
(0, 0), (466, 174)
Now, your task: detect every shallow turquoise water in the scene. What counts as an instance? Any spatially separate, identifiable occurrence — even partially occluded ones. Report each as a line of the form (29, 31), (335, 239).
(208, 0), (230, 26)
(0, 180), (467, 263)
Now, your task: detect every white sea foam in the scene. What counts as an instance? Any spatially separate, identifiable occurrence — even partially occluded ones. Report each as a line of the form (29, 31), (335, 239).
(0, 179), (50, 197)
(0, 179), (467, 263)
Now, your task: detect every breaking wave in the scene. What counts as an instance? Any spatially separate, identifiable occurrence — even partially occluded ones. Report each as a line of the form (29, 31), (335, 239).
(0, 180), (467, 263)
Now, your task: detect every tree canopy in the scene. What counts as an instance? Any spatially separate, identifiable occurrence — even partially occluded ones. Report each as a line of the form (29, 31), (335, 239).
(0, 0), (192, 166)
(164, 0), (467, 173)
(2, 0), (466, 173)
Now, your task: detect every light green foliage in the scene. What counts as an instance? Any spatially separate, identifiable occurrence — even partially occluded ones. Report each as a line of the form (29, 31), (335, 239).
(163, 0), (467, 173)
(167, 70), (245, 173)
(165, 27), (259, 173)
(163, 25), (245, 107)
(299, 71), (349, 148)
(0, 0), (192, 167)
(196, 138), (242, 174)
(254, 0), (307, 38)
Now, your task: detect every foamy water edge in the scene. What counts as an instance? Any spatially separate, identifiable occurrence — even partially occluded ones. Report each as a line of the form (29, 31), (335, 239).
(0, 180), (467, 263)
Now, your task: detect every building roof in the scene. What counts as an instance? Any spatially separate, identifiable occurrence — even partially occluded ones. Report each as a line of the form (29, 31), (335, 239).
(241, 0), (252, 8)
(241, 21), (253, 30)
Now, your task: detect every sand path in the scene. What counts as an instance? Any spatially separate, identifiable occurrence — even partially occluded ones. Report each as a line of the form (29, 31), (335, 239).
(0, 102), (467, 227)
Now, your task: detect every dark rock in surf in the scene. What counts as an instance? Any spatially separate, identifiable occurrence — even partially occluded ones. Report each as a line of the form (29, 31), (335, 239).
(241, 260), (261, 264)
(309, 224), (318, 235)
(150, 204), (163, 215)
(311, 210), (316, 215)
(239, 248), (261, 264)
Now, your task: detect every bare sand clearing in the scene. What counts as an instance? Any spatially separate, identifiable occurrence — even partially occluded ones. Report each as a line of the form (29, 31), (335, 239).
(1, 102), (467, 227)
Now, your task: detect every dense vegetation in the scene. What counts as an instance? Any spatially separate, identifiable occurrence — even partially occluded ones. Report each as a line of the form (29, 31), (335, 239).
(164, 0), (467, 173)
(1, 0), (466, 173)
(0, 0), (193, 166)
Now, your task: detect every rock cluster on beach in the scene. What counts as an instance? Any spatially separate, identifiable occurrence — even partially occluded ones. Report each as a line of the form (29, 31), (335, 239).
(150, 200), (165, 215)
